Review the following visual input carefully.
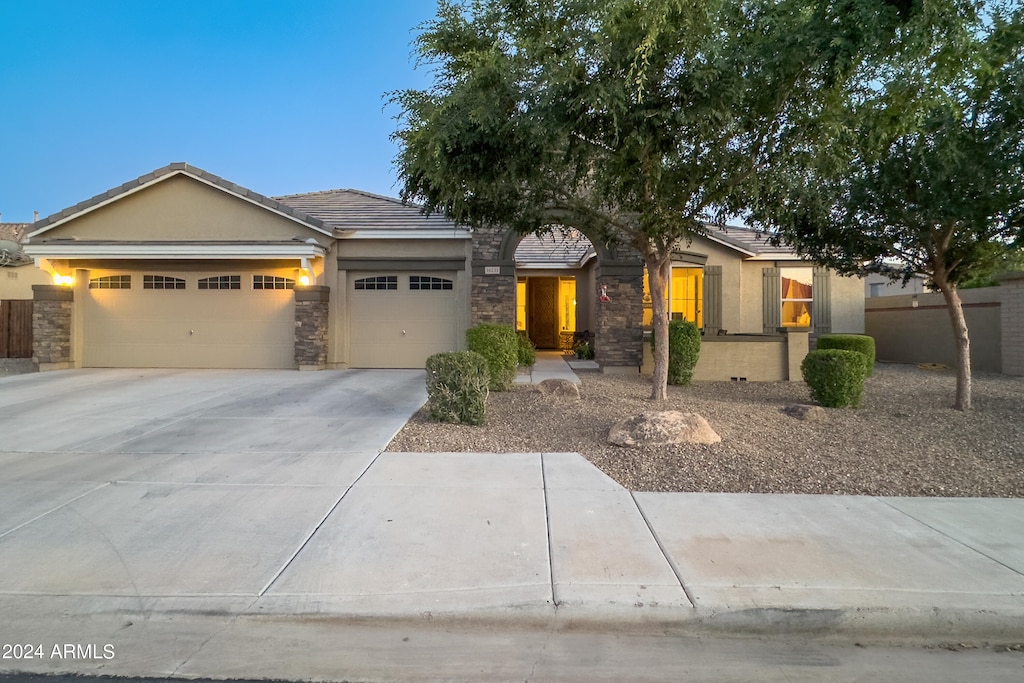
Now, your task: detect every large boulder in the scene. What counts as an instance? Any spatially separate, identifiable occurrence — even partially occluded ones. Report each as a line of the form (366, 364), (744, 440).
(608, 411), (721, 447)
(536, 378), (580, 399)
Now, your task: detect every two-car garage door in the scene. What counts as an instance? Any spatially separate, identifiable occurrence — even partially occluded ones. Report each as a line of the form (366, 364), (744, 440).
(83, 269), (295, 369)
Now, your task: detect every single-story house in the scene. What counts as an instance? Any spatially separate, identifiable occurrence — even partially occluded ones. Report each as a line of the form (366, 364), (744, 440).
(21, 163), (864, 378)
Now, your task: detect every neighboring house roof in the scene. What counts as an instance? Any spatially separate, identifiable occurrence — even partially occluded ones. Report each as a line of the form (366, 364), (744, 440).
(700, 224), (799, 259)
(515, 231), (595, 268)
(27, 163), (333, 239)
(0, 223), (30, 243)
(0, 223), (32, 265)
(275, 188), (469, 238)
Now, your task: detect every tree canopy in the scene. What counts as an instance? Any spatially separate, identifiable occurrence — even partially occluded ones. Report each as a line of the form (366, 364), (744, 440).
(753, 1), (1024, 410)
(393, 0), (917, 399)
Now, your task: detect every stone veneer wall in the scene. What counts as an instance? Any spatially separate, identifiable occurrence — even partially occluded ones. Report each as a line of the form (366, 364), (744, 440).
(998, 272), (1024, 376)
(471, 274), (517, 325)
(592, 264), (645, 369)
(294, 286), (330, 370)
(32, 285), (73, 370)
(470, 224), (517, 326)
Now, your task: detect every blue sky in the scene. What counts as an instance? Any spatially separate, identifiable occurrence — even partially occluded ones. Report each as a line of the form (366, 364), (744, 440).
(0, 0), (440, 223)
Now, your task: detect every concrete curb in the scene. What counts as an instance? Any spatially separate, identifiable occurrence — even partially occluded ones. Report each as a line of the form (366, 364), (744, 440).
(235, 602), (1024, 645)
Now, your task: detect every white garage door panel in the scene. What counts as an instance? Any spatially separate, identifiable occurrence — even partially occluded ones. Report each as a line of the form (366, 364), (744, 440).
(349, 273), (459, 369)
(83, 276), (294, 369)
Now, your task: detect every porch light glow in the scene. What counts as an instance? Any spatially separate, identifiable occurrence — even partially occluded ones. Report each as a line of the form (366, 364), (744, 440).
(298, 274), (311, 286)
(53, 274), (73, 286)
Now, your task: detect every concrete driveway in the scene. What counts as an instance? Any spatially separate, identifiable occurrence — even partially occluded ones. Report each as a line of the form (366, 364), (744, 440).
(0, 368), (426, 602)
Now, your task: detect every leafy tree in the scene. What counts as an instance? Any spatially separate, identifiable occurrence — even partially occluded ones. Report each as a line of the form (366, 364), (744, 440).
(757, 2), (1024, 410)
(959, 246), (1024, 289)
(391, 0), (910, 400)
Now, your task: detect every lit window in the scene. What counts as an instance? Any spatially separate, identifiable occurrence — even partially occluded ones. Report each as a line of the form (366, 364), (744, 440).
(516, 279), (527, 331)
(253, 275), (295, 290)
(354, 276), (397, 290)
(198, 275), (240, 290)
(89, 275), (131, 289)
(559, 277), (576, 332)
(642, 268), (704, 327)
(143, 275), (186, 290)
(781, 268), (813, 327)
(409, 276), (452, 290)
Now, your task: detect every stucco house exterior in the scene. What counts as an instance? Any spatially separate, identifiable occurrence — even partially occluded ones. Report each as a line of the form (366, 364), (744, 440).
(21, 163), (864, 377)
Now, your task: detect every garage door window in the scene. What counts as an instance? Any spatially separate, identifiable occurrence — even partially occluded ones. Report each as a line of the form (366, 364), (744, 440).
(253, 275), (294, 290)
(143, 275), (186, 290)
(410, 276), (453, 291)
(89, 275), (131, 289)
(198, 275), (241, 290)
(354, 276), (397, 290)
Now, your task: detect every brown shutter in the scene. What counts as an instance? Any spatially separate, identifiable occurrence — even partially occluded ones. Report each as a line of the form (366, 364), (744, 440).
(702, 265), (722, 335)
(762, 267), (780, 333)
(813, 267), (831, 335)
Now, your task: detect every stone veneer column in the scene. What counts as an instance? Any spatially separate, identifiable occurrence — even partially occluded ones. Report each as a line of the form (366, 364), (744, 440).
(294, 286), (330, 370)
(470, 224), (517, 325)
(32, 284), (74, 371)
(997, 271), (1024, 376)
(593, 261), (645, 371)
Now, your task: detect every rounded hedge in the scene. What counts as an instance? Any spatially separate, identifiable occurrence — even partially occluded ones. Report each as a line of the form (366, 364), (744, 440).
(425, 351), (489, 425)
(515, 330), (536, 368)
(650, 319), (701, 385)
(817, 334), (876, 377)
(466, 323), (519, 391)
(800, 349), (866, 408)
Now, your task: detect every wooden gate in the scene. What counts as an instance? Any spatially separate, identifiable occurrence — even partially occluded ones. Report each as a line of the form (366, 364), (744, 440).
(0, 300), (33, 358)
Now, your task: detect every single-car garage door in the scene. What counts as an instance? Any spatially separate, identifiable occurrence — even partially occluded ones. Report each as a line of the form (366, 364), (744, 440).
(349, 272), (459, 368)
(83, 269), (295, 369)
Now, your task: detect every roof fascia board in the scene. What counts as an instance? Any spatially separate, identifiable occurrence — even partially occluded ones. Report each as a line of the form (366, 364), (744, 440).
(28, 170), (332, 239)
(23, 243), (327, 259)
(699, 233), (757, 257)
(337, 229), (471, 240)
(746, 254), (804, 261)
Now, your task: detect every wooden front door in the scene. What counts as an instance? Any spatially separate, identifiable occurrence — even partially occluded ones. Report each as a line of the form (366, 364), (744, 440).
(527, 277), (559, 349)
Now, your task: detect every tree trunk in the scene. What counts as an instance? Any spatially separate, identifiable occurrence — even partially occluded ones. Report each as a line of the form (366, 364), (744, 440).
(647, 253), (671, 401)
(936, 280), (972, 411)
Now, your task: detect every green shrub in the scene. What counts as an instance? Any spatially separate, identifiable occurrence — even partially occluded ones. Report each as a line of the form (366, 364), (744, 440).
(425, 351), (489, 425)
(515, 330), (536, 367)
(465, 323), (519, 391)
(800, 349), (866, 408)
(817, 334), (876, 377)
(650, 320), (702, 385)
(574, 341), (594, 360)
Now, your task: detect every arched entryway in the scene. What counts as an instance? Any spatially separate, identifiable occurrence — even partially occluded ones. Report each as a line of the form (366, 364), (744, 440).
(470, 223), (644, 370)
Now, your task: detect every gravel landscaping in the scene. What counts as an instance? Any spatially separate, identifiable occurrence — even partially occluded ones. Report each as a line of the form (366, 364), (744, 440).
(387, 363), (1024, 497)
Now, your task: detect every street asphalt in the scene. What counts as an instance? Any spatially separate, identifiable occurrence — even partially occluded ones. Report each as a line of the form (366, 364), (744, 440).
(0, 363), (1022, 681)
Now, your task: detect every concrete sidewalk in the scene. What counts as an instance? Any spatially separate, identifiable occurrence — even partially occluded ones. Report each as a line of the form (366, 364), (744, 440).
(2, 450), (1023, 680)
(4, 453), (1023, 636)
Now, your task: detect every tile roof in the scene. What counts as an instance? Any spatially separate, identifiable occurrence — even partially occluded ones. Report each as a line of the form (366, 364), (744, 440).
(28, 163), (331, 238)
(701, 224), (797, 257)
(274, 188), (466, 233)
(514, 231), (595, 266)
(0, 223), (30, 243)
